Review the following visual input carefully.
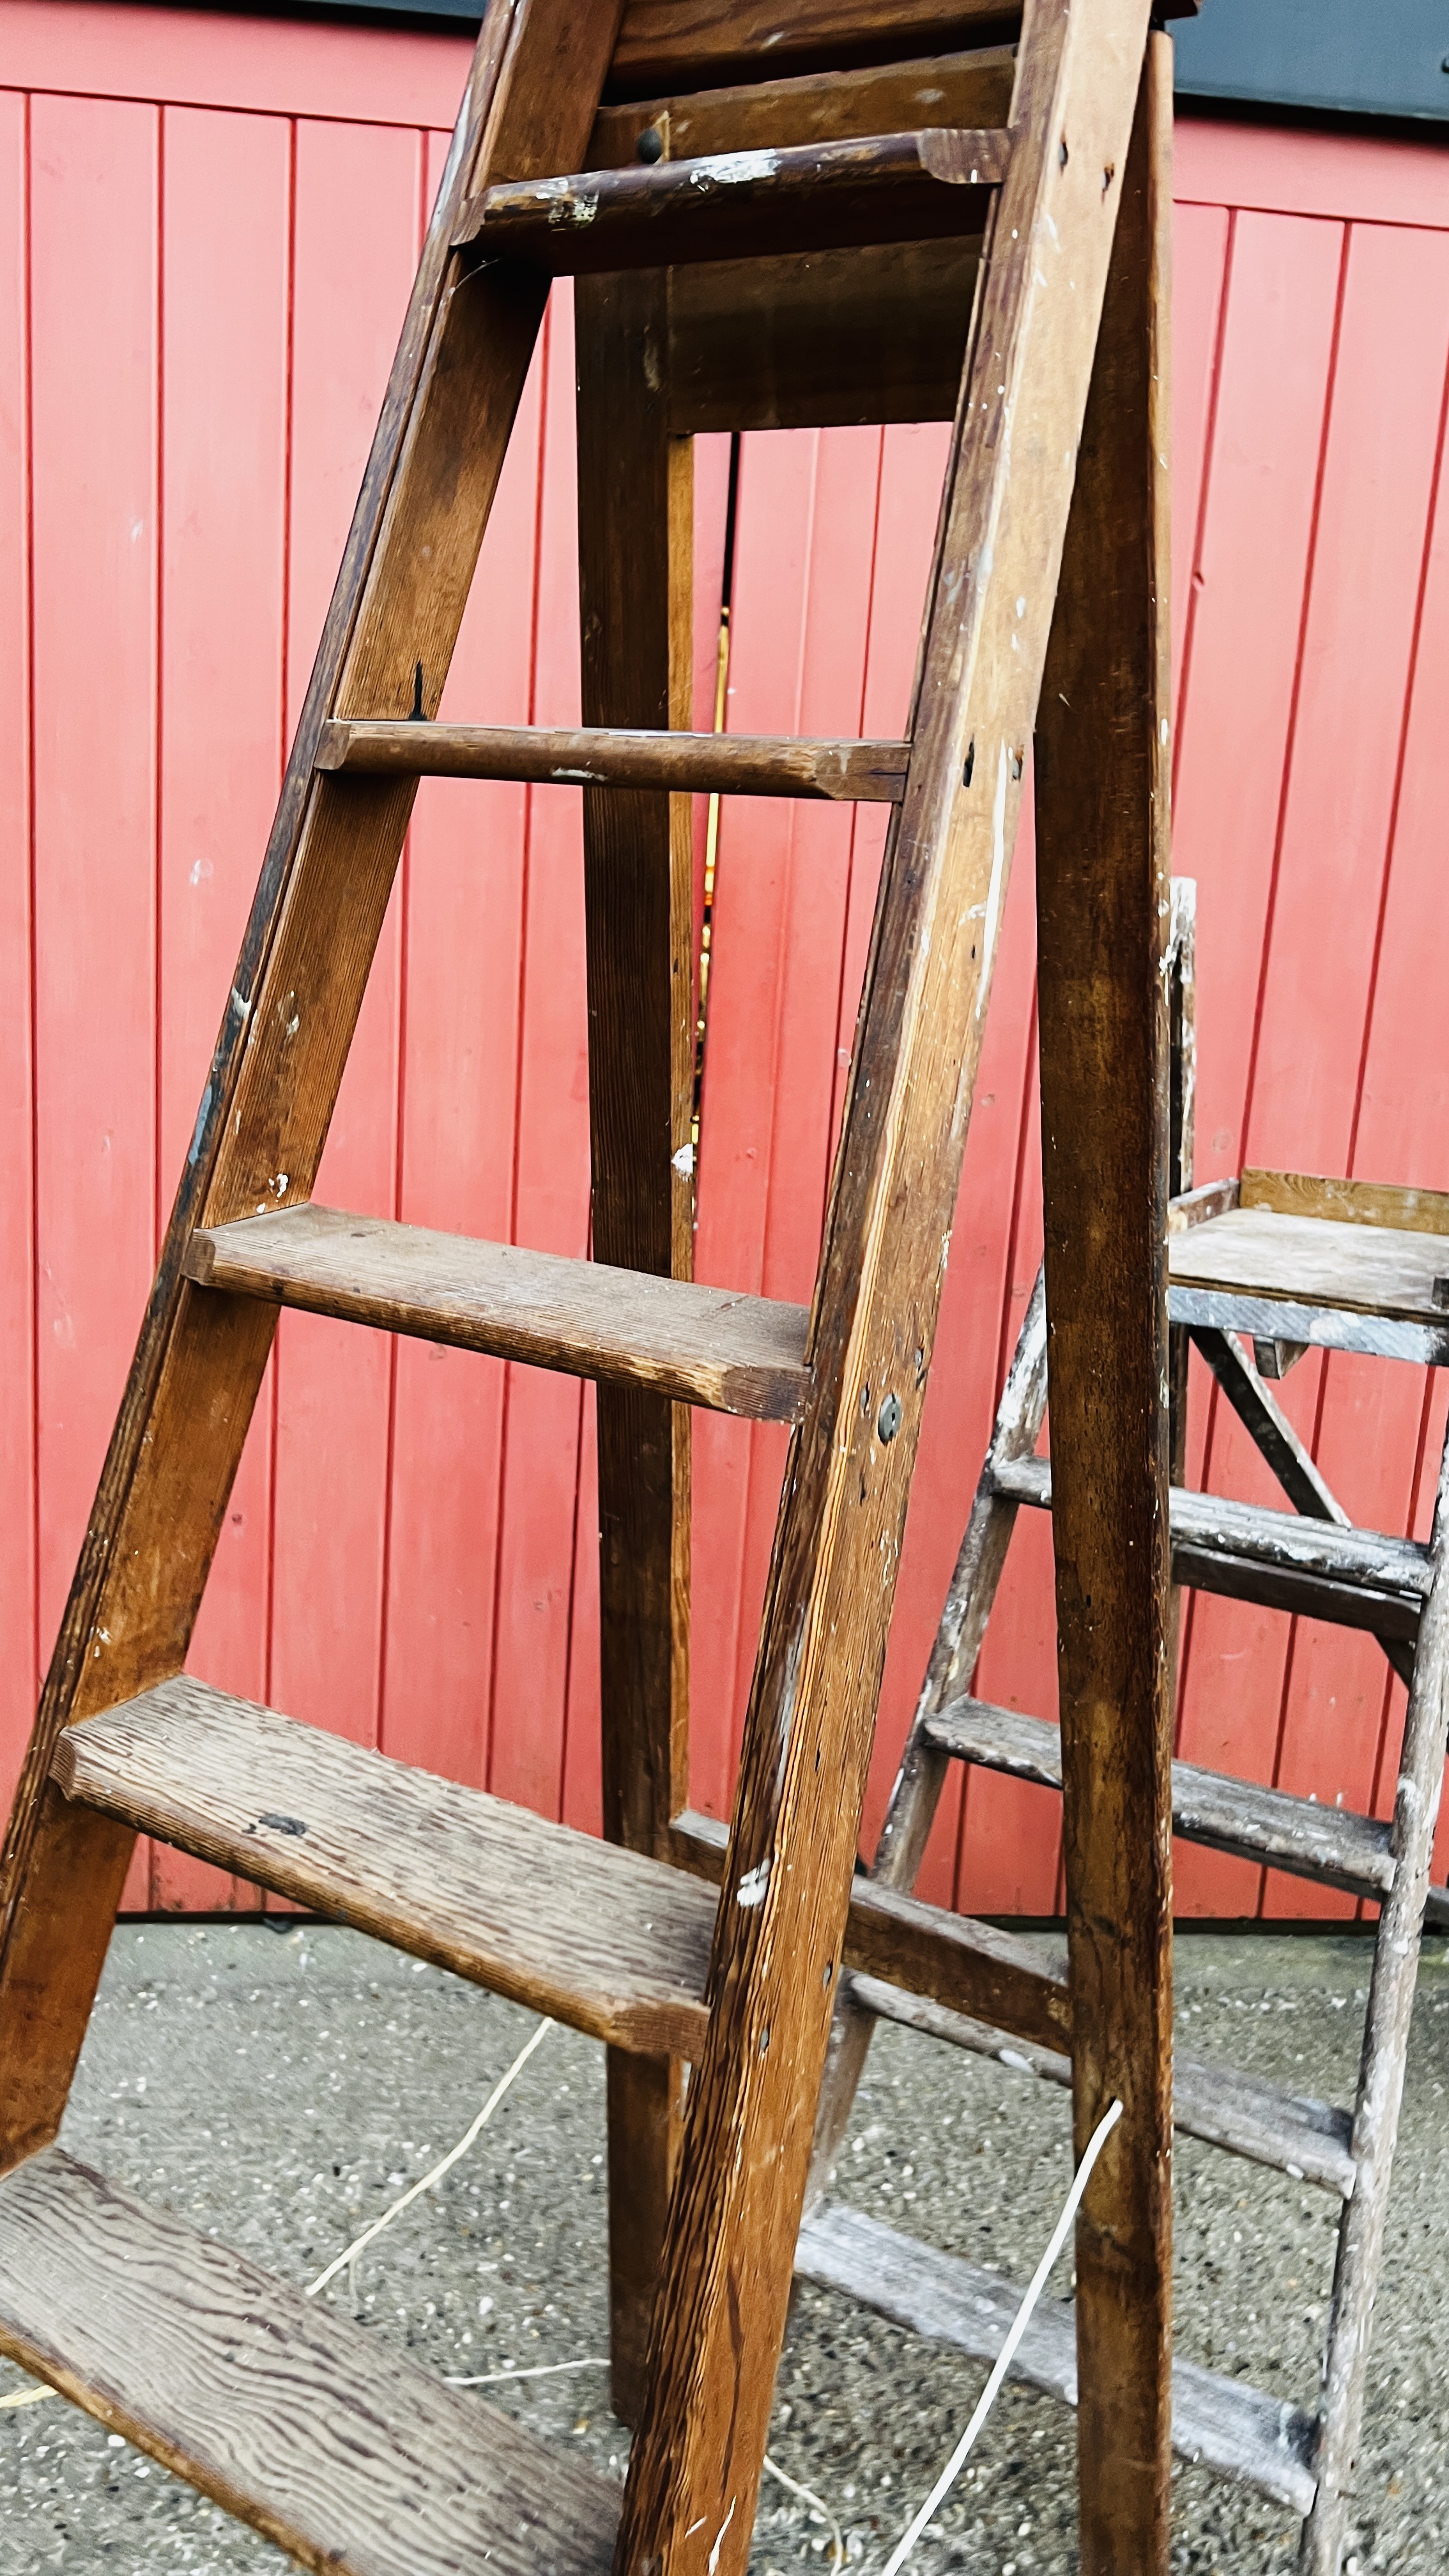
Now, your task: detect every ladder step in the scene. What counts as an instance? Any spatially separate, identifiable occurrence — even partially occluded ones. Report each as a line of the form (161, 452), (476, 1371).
(795, 2201), (1317, 2515)
(926, 1695), (1449, 1926)
(0, 2147), (616, 2576)
(184, 1206), (810, 1423)
(455, 127), (1009, 275)
(992, 1454), (1429, 1642)
(52, 1679), (714, 2059)
(317, 721), (910, 802)
(850, 1975), (1356, 2197)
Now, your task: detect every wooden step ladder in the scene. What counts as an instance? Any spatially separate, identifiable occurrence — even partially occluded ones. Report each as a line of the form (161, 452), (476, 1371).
(0, 4), (1193, 2571)
(806, 889), (1449, 2576)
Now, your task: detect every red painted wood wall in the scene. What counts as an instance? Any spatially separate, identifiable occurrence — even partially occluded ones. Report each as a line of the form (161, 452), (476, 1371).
(3, 3), (1448, 1917)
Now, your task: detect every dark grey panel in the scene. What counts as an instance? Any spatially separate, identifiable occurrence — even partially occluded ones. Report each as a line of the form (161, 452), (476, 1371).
(1174, 0), (1449, 125)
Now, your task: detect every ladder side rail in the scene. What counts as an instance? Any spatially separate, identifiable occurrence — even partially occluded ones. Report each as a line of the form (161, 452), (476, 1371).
(576, 265), (696, 2426)
(615, 8), (1156, 2568)
(1033, 32), (1175, 2570)
(0, 0), (625, 2172)
(1299, 1409), (1449, 2575)
(806, 1269), (1048, 2199)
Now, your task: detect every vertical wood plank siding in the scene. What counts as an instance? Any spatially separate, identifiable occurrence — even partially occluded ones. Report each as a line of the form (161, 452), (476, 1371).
(3, 4), (1447, 1916)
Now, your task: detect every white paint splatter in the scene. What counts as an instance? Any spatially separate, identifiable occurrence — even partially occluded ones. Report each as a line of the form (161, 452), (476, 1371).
(708, 2498), (737, 2573)
(737, 1861), (770, 1909)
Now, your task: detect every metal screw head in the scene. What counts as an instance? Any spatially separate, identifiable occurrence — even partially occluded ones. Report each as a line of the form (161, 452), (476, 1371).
(636, 125), (665, 163)
(877, 1392), (902, 1444)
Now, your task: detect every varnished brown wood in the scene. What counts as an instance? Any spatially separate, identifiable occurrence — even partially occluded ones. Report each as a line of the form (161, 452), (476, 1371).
(592, 42), (1015, 165)
(574, 263), (696, 2428)
(793, 2203), (1315, 2515)
(668, 1809), (1071, 2046)
(183, 1206), (811, 1422)
(668, 240), (980, 431)
(0, 2147), (617, 2576)
(318, 719), (908, 799)
(806, 1271), (1048, 2205)
(1167, 1174), (1239, 1232)
(1240, 1168), (1449, 1238)
(52, 1679), (714, 2058)
(457, 128), (1008, 273)
(1032, 35), (1174, 2570)
(615, 12), (1156, 2570)
(592, 52), (1009, 432)
(610, 0), (1023, 95)
(0, 0), (628, 2174)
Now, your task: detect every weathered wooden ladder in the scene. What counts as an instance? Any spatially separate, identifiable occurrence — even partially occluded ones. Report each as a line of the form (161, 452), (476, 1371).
(806, 885), (1449, 2576)
(0, 3), (1193, 2572)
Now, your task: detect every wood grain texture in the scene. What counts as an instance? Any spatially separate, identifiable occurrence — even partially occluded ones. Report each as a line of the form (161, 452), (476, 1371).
(183, 1206), (810, 1422)
(667, 241), (979, 432)
(1239, 1169), (1449, 1239)
(608, 0), (1026, 95)
(851, 1975), (1356, 2196)
(0, 2146), (617, 2576)
(0, 0), (626, 2168)
(574, 261), (694, 2426)
(457, 128), (1008, 272)
(1170, 1206), (1449, 1324)
(669, 1807), (1071, 2046)
(52, 1678), (714, 2058)
(318, 720), (909, 799)
(615, 14), (1156, 2566)
(925, 1694), (1449, 1928)
(808, 1271), (1049, 2204)
(796, 2200), (1315, 2513)
(1032, 35), (1174, 2566)
(591, 42), (1015, 164)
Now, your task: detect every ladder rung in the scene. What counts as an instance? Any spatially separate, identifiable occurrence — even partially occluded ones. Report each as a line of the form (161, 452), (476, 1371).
(0, 2147), (617, 2576)
(850, 1975), (1356, 2197)
(992, 1454), (1430, 1641)
(184, 1207), (810, 1424)
(795, 2202), (1317, 2515)
(455, 127), (1009, 275)
(318, 721), (910, 802)
(52, 1680), (714, 2059)
(926, 1695), (1449, 1927)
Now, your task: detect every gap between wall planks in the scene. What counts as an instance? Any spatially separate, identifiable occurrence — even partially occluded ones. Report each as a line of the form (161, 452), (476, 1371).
(3, 7), (1449, 1916)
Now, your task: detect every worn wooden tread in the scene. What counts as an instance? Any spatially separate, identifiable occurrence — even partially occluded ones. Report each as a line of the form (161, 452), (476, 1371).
(850, 1975), (1356, 2197)
(795, 2201), (1317, 2514)
(52, 1679), (715, 2058)
(317, 720), (910, 801)
(1169, 1204), (1449, 1327)
(456, 127), (1008, 273)
(926, 1694), (1449, 1927)
(184, 1206), (810, 1423)
(992, 1453), (1429, 1641)
(0, 2146), (616, 2576)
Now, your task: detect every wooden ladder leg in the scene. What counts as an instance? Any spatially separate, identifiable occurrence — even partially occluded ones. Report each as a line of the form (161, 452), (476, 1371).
(0, 0), (622, 2172)
(1299, 1419), (1449, 2575)
(806, 1268), (1048, 2200)
(575, 266), (695, 2427)
(1033, 32), (1175, 2575)
(614, 8), (1155, 2568)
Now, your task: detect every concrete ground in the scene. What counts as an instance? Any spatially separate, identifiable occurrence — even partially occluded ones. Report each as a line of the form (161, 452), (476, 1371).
(2, 1920), (1446, 2574)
